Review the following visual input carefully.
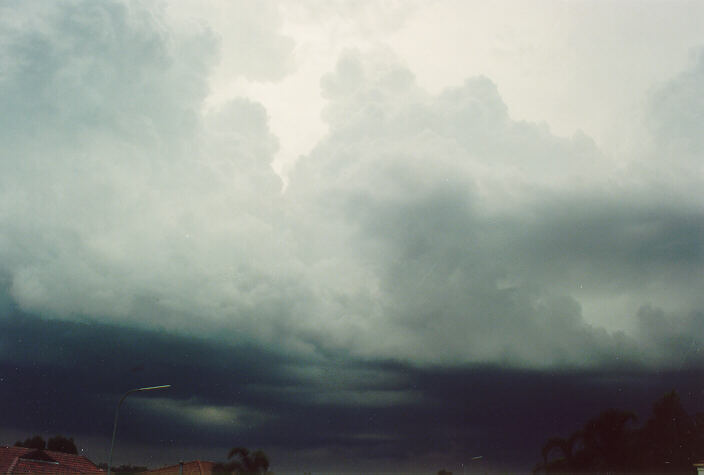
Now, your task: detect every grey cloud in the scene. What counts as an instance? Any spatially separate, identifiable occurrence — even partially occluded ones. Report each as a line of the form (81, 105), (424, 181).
(2, 7), (704, 473)
(134, 397), (273, 431)
(3, 4), (704, 472)
(627, 49), (704, 204)
(635, 305), (704, 368)
(0, 1), (213, 144)
(646, 50), (704, 165)
(288, 50), (704, 368)
(1, 2), (703, 373)
(0, 1), (298, 345)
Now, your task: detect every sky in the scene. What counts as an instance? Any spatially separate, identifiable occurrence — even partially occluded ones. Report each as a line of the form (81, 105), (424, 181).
(1, 0), (704, 472)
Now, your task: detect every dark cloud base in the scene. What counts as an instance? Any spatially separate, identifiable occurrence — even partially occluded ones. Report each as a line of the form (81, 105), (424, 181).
(2, 312), (703, 472)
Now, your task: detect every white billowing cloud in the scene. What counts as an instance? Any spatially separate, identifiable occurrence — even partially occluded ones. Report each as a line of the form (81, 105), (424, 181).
(387, 0), (704, 151)
(165, 0), (294, 83)
(1, 0), (704, 370)
(196, 0), (421, 178)
(642, 51), (704, 179)
(286, 49), (704, 367)
(285, 50), (617, 366)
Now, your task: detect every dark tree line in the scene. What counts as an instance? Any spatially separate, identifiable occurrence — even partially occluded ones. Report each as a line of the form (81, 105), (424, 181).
(14, 434), (78, 454)
(534, 391), (704, 473)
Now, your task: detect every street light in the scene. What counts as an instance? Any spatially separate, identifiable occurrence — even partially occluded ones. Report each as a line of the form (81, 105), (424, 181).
(107, 385), (171, 475)
(462, 456), (483, 475)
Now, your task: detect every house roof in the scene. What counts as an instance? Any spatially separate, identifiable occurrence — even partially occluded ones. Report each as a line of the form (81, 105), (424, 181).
(0, 446), (103, 474)
(146, 460), (217, 475)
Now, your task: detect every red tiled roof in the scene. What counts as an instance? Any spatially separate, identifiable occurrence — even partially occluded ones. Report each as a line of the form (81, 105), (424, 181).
(0, 446), (104, 474)
(146, 460), (217, 475)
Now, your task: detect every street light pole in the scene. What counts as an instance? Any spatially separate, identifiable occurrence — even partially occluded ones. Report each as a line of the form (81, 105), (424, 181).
(107, 385), (171, 475)
(463, 455), (483, 475)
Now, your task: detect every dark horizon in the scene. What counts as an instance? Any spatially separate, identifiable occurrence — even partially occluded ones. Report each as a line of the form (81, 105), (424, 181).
(3, 312), (704, 473)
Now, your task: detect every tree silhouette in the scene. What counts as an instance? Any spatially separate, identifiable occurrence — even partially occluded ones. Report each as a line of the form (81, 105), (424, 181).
(14, 434), (78, 454)
(577, 409), (637, 470)
(539, 431), (583, 472)
(213, 447), (270, 475)
(47, 435), (78, 454)
(637, 391), (699, 471)
(535, 391), (704, 474)
(14, 435), (46, 450)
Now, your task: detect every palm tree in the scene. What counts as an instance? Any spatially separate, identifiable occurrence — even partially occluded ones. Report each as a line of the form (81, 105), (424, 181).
(579, 409), (637, 470)
(535, 409), (637, 473)
(535, 431), (582, 473)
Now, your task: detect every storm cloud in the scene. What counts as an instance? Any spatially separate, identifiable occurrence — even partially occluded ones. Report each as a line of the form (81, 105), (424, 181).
(1, 1), (704, 472)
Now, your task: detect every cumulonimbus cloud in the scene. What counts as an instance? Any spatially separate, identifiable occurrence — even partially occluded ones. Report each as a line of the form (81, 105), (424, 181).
(1, 0), (703, 371)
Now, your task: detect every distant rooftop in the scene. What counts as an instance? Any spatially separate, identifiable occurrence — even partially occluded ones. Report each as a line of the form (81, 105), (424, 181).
(146, 460), (218, 475)
(0, 446), (103, 474)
